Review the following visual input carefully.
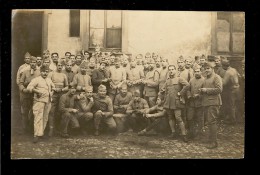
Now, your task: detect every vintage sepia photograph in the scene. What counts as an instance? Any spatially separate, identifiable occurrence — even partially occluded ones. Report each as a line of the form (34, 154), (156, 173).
(11, 9), (245, 159)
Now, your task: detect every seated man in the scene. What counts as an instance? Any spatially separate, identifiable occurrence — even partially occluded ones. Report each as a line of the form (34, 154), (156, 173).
(74, 86), (95, 135)
(137, 95), (169, 136)
(59, 85), (81, 138)
(92, 85), (117, 136)
(126, 90), (149, 132)
(113, 83), (132, 133)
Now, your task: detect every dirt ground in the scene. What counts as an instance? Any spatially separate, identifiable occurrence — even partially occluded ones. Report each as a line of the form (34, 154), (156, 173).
(11, 121), (244, 159)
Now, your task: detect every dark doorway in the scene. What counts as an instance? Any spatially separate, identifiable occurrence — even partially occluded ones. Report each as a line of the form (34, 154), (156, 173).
(12, 11), (43, 132)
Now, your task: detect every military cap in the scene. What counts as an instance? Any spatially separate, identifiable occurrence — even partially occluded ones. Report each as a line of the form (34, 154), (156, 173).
(25, 52), (31, 57)
(148, 58), (155, 64)
(85, 86), (93, 92)
(177, 55), (185, 62)
(145, 52), (151, 58)
(185, 56), (193, 62)
(193, 64), (201, 71)
(98, 84), (107, 91)
(119, 82), (128, 90)
(80, 61), (88, 68)
(114, 57), (121, 63)
(30, 56), (37, 62)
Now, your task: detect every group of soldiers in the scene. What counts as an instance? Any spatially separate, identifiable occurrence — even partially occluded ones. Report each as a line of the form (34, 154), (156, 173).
(16, 48), (244, 149)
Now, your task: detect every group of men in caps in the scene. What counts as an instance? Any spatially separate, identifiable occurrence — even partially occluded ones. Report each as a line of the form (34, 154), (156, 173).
(16, 49), (243, 149)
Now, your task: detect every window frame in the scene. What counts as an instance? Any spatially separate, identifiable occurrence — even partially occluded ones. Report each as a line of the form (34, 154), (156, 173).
(69, 10), (81, 37)
(88, 10), (123, 50)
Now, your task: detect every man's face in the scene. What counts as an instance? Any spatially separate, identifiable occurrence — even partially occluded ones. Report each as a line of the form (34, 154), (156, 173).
(110, 56), (115, 64)
(161, 59), (168, 68)
(43, 60), (50, 67)
(155, 59), (161, 68)
(89, 59), (96, 68)
(205, 66), (213, 76)
(115, 62), (120, 68)
(200, 59), (206, 65)
(86, 90), (93, 98)
(194, 69), (202, 79)
(43, 52), (50, 59)
(136, 58), (142, 65)
(100, 63), (106, 70)
(185, 60), (192, 68)
(143, 61), (148, 69)
(177, 60), (185, 69)
(80, 67), (87, 74)
(60, 57), (66, 64)
(71, 56), (77, 64)
(134, 94), (140, 102)
(24, 56), (31, 64)
(148, 62), (155, 70)
(41, 69), (49, 79)
(169, 66), (177, 76)
(84, 53), (90, 58)
(156, 98), (162, 105)
(76, 57), (82, 64)
(65, 53), (71, 59)
(215, 58), (221, 66)
(69, 88), (76, 95)
(36, 57), (42, 65)
(98, 89), (107, 98)
(30, 60), (37, 69)
(123, 58), (128, 66)
(120, 87), (127, 95)
(57, 62), (63, 71)
(65, 62), (72, 71)
(51, 54), (59, 63)
(130, 61), (136, 68)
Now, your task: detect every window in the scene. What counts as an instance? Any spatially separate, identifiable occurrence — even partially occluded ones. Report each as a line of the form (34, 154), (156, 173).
(216, 12), (245, 54)
(89, 10), (122, 49)
(70, 10), (80, 37)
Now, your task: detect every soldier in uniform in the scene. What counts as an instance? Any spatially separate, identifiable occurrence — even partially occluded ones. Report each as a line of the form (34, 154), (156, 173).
(141, 58), (159, 107)
(65, 52), (71, 60)
(160, 65), (189, 142)
(62, 60), (75, 86)
(47, 60), (69, 137)
(186, 64), (205, 140)
(92, 85), (117, 136)
(36, 56), (42, 70)
(72, 54), (82, 74)
(92, 61), (110, 93)
(126, 90), (149, 132)
(221, 59), (240, 124)
(199, 62), (222, 149)
(126, 60), (145, 95)
(71, 61), (92, 92)
(49, 52), (59, 71)
(18, 56), (41, 134)
(113, 83), (132, 132)
(214, 56), (226, 78)
(27, 65), (55, 143)
(158, 58), (169, 94)
(16, 52), (31, 85)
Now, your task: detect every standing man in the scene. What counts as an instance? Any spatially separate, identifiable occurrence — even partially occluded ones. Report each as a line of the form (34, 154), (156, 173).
(47, 60), (69, 137)
(27, 65), (55, 143)
(49, 52), (59, 71)
(16, 52), (31, 85)
(142, 58), (159, 107)
(72, 54), (82, 74)
(92, 61), (110, 93)
(221, 59), (240, 124)
(199, 62), (222, 149)
(36, 56), (42, 70)
(18, 56), (41, 134)
(186, 65), (205, 140)
(214, 56), (226, 78)
(158, 58), (169, 92)
(62, 60), (75, 86)
(108, 57), (126, 102)
(72, 61), (92, 92)
(126, 60), (145, 95)
(160, 65), (189, 142)
(92, 85), (117, 136)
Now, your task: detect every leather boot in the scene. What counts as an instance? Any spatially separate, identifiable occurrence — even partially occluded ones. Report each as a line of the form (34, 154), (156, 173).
(206, 141), (218, 149)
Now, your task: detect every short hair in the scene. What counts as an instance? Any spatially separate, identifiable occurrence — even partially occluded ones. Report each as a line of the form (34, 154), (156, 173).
(51, 52), (59, 57)
(40, 65), (50, 72)
(98, 84), (107, 91)
(65, 52), (71, 56)
(168, 65), (176, 70)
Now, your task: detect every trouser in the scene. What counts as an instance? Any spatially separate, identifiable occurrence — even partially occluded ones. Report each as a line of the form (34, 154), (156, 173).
(20, 97), (33, 132)
(48, 92), (63, 131)
(166, 109), (186, 135)
(226, 88), (240, 123)
(187, 106), (204, 136)
(60, 112), (93, 134)
(203, 106), (220, 143)
(113, 113), (128, 133)
(127, 113), (148, 132)
(32, 101), (51, 137)
(94, 112), (117, 133)
(144, 96), (157, 108)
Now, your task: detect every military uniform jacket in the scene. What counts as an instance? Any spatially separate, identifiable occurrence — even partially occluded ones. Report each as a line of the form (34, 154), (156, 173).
(92, 94), (113, 117)
(162, 76), (189, 109)
(114, 92), (132, 113)
(201, 73), (222, 107)
(59, 92), (77, 113)
(92, 68), (110, 92)
(222, 67), (240, 91)
(187, 76), (205, 108)
(126, 98), (149, 114)
(143, 69), (159, 97)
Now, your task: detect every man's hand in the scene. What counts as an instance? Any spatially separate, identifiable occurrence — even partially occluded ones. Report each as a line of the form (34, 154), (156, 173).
(102, 78), (108, 83)
(193, 94), (200, 98)
(199, 88), (207, 93)
(145, 114), (152, 118)
(71, 109), (79, 113)
(88, 97), (94, 102)
(23, 89), (30, 93)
